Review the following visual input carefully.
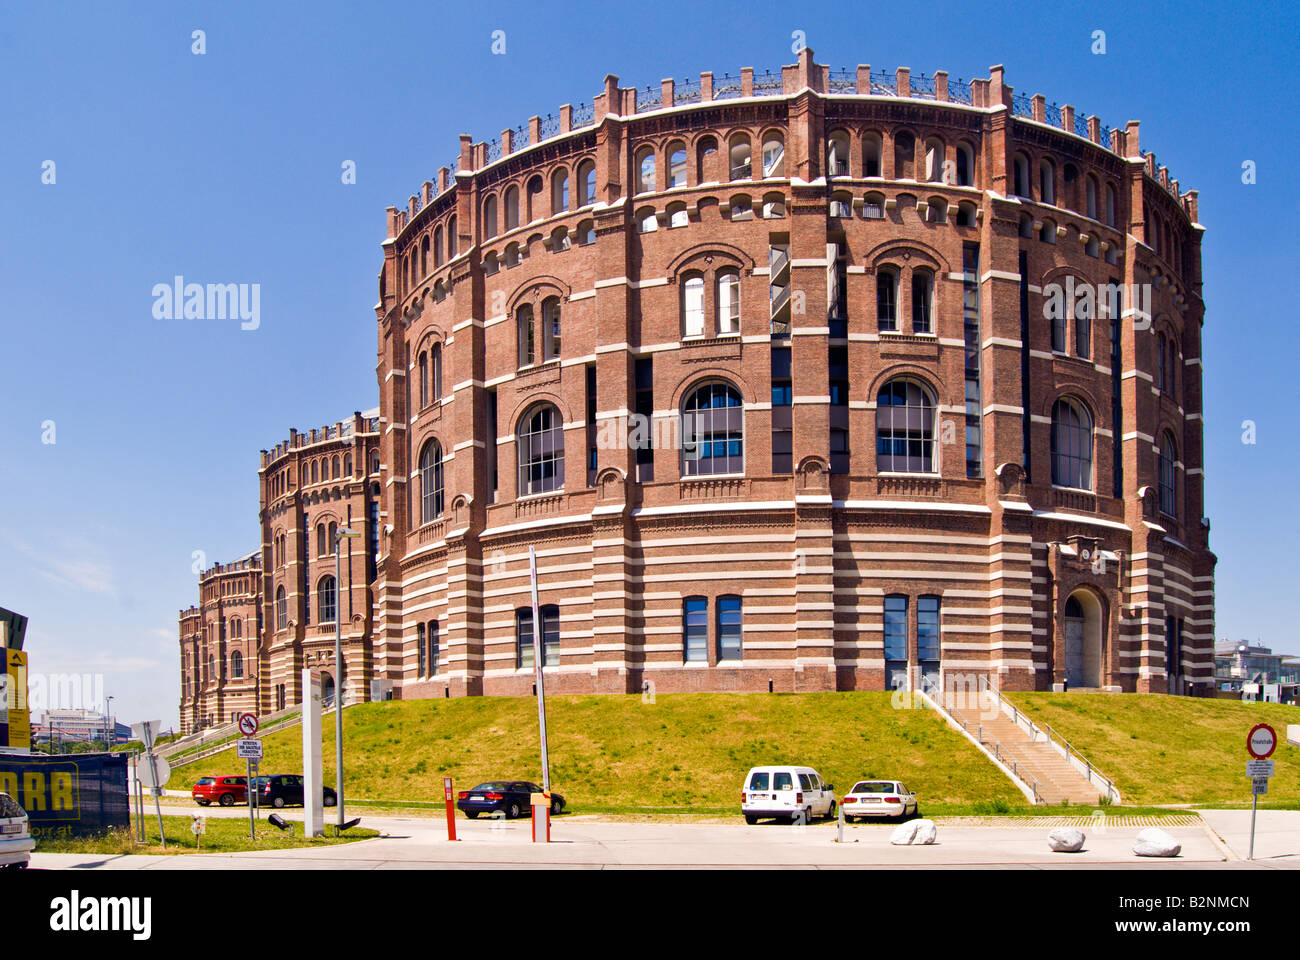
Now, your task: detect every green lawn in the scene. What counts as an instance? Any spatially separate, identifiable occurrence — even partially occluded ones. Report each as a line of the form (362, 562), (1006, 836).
(1007, 693), (1299, 806)
(167, 692), (1026, 814)
(34, 813), (380, 856)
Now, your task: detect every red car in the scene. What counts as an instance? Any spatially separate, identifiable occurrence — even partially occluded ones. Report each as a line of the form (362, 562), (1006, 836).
(191, 775), (248, 807)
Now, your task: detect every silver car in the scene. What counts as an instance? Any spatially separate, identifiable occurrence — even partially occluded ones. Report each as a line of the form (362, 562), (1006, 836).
(0, 793), (33, 870)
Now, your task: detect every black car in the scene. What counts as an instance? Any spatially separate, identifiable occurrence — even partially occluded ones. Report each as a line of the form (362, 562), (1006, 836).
(253, 774), (337, 809)
(456, 781), (565, 819)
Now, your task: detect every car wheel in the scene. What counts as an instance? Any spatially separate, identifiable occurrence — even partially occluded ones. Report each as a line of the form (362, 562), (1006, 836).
(324, 795), (336, 807)
(273, 797), (286, 808)
(507, 802), (521, 819)
(465, 811), (479, 819)
(218, 793), (235, 807)
(827, 800), (837, 821)
(550, 798), (563, 816)
(744, 814), (758, 825)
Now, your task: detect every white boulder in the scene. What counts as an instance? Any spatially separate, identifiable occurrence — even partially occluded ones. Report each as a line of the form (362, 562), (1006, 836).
(889, 818), (937, 845)
(1048, 826), (1086, 852)
(1132, 827), (1181, 858)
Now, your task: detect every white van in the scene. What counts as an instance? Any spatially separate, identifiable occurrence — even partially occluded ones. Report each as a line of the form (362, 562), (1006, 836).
(741, 765), (836, 825)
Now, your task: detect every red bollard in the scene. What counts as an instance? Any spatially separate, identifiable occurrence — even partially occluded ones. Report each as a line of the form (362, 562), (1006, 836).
(444, 776), (457, 841)
(531, 792), (550, 843)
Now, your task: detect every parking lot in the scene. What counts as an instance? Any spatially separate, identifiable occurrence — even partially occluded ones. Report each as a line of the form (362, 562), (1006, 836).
(29, 803), (1298, 870)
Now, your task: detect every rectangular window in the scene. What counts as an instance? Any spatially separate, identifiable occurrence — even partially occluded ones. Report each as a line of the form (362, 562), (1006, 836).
(1018, 250), (1031, 480)
(417, 622), (426, 677)
(771, 346), (792, 474)
(877, 273), (897, 331)
(635, 357), (654, 481)
(884, 595), (909, 690)
(683, 277), (705, 337)
(717, 595), (742, 661)
(917, 596), (940, 662)
(428, 620), (439, 676)
(962, 243), (983, 478)
(586, 364), (598, 487)
(1109, 281), (1124, 499)
(684, 596), (708, 662)
(517, 606), (560, 669)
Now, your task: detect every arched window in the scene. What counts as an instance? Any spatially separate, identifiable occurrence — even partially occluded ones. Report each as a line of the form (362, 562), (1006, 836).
(430, 342), (442, 401)
(681, 273), (705, 337)
(877, 267), (899, 331)
(1013, 153), (1031, 197)
(637, 206), (658, 232)
(447, 214), (457, 256)
(761, 193), (785, 219)
(682, 381), (744, 476)
(1104, 184), (1118, 227)
(419, 236), (429, 278)
(433, 226), (444, 267)
(328, 520), (337, 551)
(518, 404), (564, 495)
(1039, 158), (1055, 204)
(827, 130), (850, 176)
(370, 450), (380, 475)
(419, 439), (444, 523)
(578, 160), (596, 205)
(667, 201), (689, 227)
(551, 168), (569, 213)
(275, 586), (287, 630)
(876, 378), (936, 473)
(311, 460), (319, 483)
(728, 133), (752, 179)
(331, 455), (340, 479)
(761, 132), (785, 178)
(318, 575), (337, 623)
(525, 174), (543, 221)
(316, 522), (327, 557)
(829, 190), (852, 218)
(343, 453), (352, 476)
(863, 132), (882, 177)
(955, 143), (974, 186)
(1040, 217), (1057, 245)
(863, 192), (885, 219)
(894, 131), (915, 179)
(911, 269), (933, 334)
(300, 464), (309, 487)
(231, 651), (243, 679)
(517, 303), (535, 367)
(1157, 332), (1167, 391)
(482, 195), (498, 239)
(1076, 295), (1092, 358)
(926, 197), (947, 223)
(1159, 432), (1177, 518)
(504, 185), (520, 230)
(576, 219), (595, 245)
(1168, 337), (1177, 398)
(729, 195), (753, 221)
(716, 270), (740, 335)
(667, 142), (687, 188)
(1051, 398), (1093, 490)
(924, 137), (945, 182)
(541, 296), (562, 361)
(636, 147), (656, 193)
(956, 201), (977, 227)
(696, 135), (718, 182)
(550, 225), (571, 250)
(1085, 176), (1098, 220)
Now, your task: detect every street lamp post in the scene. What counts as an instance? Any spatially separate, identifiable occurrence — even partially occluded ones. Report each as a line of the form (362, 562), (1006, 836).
(333, 526), (362, 830)
(104, 696), (115, 750)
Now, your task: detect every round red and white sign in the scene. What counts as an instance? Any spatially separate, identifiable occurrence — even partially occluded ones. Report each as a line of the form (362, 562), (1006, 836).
(1247, 723), (1277, 759)
(237, 713), (259, 737)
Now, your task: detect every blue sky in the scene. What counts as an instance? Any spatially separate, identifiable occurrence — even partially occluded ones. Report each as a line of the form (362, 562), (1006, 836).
(0, 0), (1294, 728)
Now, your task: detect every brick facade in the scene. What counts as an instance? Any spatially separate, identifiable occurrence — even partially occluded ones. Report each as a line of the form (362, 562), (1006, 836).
(179, 52), (1214, 733)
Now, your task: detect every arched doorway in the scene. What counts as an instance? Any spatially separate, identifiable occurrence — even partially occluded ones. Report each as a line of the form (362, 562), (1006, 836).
(1063, 590), (1104, 688)
(321, 671), (335, 707)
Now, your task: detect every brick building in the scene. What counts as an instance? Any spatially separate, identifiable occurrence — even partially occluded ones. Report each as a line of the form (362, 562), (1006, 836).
(180, 51), (1215, 732)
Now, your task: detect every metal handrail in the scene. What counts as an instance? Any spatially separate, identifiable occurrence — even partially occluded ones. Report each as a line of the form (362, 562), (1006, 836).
(978, 676), (1120, 802)
(917, 675), (1040, 804)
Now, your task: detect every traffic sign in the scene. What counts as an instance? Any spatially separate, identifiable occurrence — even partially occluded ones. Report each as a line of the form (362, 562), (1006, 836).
(237, 713), (259, 737)
(1247, 723), (1277, 759)
(1252, 777), (1269, 795)
(237, 738), (263, 760)
(136, 753), (171, 788)
(1247, 759), (1275, 778)
(443, 777), (453, 801)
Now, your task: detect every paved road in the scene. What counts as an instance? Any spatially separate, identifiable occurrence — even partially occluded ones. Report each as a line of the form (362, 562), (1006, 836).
(30, 804), (1297, 870)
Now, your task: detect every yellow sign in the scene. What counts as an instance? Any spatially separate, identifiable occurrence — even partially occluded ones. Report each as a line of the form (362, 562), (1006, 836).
(5, 650), (29, 751)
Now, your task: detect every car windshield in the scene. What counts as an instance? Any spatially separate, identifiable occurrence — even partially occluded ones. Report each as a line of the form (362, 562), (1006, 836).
(852, 782), (897, 794)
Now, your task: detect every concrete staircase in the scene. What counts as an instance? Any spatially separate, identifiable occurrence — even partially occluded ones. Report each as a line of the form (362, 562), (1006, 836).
(944, 701), (1108, 805)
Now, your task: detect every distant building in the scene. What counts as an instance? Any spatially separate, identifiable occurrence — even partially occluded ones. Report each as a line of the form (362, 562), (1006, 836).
(1214, 642), (1300, 703)
(33, 709), (130, 747)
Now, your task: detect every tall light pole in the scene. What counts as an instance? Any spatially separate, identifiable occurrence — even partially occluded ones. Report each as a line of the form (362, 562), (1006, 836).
(529, 546), (551, 792)
(105, 696), (115, 749)
(333, 526), (362, 829)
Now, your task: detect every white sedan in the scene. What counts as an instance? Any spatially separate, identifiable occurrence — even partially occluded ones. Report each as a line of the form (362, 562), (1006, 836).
(0, 793), (33, 870)
(841, 780), (918, 821)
